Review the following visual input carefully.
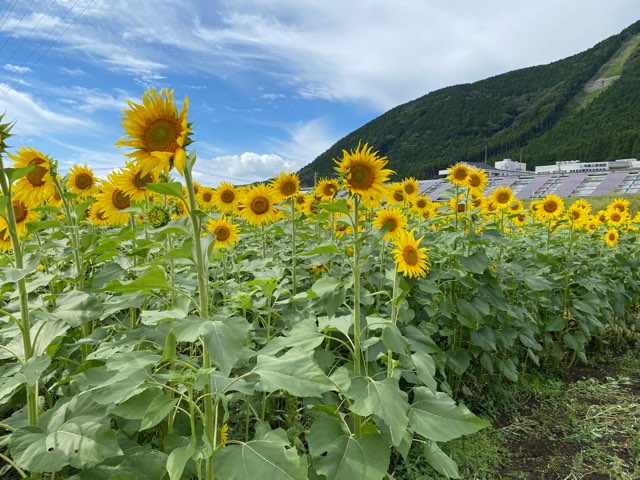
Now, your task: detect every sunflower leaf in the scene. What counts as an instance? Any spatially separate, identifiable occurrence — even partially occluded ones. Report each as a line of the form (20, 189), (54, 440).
(146, 182), (184, 199)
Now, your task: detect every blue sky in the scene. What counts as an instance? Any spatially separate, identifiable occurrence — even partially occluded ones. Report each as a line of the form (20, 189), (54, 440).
(0, 0), (637, 185)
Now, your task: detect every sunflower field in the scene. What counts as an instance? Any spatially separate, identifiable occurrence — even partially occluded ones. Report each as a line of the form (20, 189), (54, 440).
(0, 89), (639, 480)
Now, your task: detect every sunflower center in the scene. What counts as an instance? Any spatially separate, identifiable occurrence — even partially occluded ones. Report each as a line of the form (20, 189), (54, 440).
(215, 226), (230, 241)
(496, 192), (511, 204)
(383, 218), (398, 232)
(544, 201), (557, 213)
(349, 164), (374, 189)
(250, 196), (269, 214)
(13, 201), (28, 223)
(295, 195), (306, 205)
(457, 202), (466, 213)
(27, 158), (47, 187)
(96, 210), (107, 220)
(323, 185), (336, 197)
(468, 175), (481, 187)
(403, 246), (419, 266)
(571, 210), (580, 220)
(416, 199), (427, 209)
(281, 181), (297, 196)
(221, 190), (235, 204)
(0, 227), (9, 240)
(404, 184), (415, 195)
(393, 192), (404, 202)
(144, 118), (179, 151)
(112, 189), (131, 210)
(453, 169), (467, 181)
(134, 171), (153, 189)
(611, 212), (621, 222)
(75, 173), (93, 190)
(203, 192), (213, 203)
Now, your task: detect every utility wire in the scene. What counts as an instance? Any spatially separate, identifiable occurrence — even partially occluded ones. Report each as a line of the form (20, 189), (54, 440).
(1, 0), (57, 66)
(0, 0), (19, 32)
(0, 0), (37, 57)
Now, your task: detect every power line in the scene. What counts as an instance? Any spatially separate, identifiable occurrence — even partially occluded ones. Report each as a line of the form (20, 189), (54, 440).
(0, 0), (37, 58)
(1, 0), (57, 67)
(0, 0), (19, 33)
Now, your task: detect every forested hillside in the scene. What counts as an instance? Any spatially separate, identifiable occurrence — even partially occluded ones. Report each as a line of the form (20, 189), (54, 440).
(299, 20), (640, 184)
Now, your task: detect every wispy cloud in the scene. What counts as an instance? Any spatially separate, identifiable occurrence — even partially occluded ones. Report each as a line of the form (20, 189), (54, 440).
(3, 64), (31, 74)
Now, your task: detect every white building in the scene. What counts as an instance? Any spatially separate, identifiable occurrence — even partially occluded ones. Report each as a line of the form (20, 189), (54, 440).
(494, 158), (527, 172)
(535, 159), (640, 173)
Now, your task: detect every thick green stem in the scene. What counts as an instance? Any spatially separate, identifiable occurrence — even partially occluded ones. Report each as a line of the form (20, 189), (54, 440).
(352, 196), (363, 436)
(0, 155), (37, 427)
(290, 198), (297, 298)
(387, 268), (400, 378)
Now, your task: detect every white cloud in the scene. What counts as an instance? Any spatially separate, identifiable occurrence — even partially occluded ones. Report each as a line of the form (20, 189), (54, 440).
(270, 118), (338, 169)
(3, 64), (31, 74)
(197, 152), (291, 184)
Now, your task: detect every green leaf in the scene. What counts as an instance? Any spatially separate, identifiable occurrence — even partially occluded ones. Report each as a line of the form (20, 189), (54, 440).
(469, 326), (497, 351)
(22, 355), (51, 387)
(258, 318), (324, 356)
(412, 352), (437, 393)
(498, 359), (518, 382)
(458, 250), (489, 274)
(105, 265), (171, 293)
(214, 428), (308, 480)
(299, 243), (340, 257)
(146, 181), (184, 198)
(348, 376), (409, 447)
(310, 276), (342, 297)
(408, 387), (489, 442)
(307, 415), (390, 480)
(53, 291), (105, 327)
(4, 163), (35, 184)
(111, 387), (178, 430)
(424, 441), (460, 478)
(167, 439), (195, 480)
(254, 349), (334, 397)
(381, 324), (410, 353)
(522, 275), (554, 291)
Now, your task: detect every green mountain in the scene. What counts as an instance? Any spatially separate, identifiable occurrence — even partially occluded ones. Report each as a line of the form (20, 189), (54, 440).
(299, 20), (640, 185)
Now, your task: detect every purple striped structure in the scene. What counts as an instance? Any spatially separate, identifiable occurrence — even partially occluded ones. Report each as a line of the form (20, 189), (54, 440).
(591, 172), (629, 195)
(553, 173), (588, 197)
(516, 175), (550, 198)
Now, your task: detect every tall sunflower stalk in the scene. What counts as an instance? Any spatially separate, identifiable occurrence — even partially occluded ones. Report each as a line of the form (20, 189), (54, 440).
(0, 123), (38, 428)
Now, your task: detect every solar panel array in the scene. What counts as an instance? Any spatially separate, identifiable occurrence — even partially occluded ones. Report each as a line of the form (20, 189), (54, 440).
(553, 173), (588, 197)
(515, 175), (550, 198)
(591, 172), (628, 196)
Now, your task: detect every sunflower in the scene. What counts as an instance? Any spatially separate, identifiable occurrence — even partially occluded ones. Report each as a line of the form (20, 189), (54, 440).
(8, 147), (56, 206)
(392, 229), (430, 278)
(9, 199), (38, 236)
(385, 183), (406, 206)
(311, 263), (329, 274)
(171, 198), (189, 219)
(88, 203), (111, 226)
(315, 178), (340, 200)
(567, 204), (586, 227)
(147, 204), (171, 228)
(294, 193), (308, 212)
(302, 194), (321, 216)
(572, 198), (592, 213)
(116, 88), (190, 175)
(373, 207), (407, 241)
(411, 195), (432, 216)
(334, 142), (393, 206)
(604, 228), (619, 247)
(113, 163), (155, 202)
(489, 186), (514, 210)
(537, 194), (565, 221)
(197, 186), (216, 210)
(206, 216), (239, 248)
(469, 192), (485, 211)
(0, 220), (12, 252)
(608, 198), (629, 214)
(447, 163), (469, 187)
(465, 167), (488, 192)
(271, 171), (300, 202)
(513, 212), (528, 227)
(65, 164), (98, 199)
(212, 181), (239, 213)
(449, 195), (468, 214)
(401, 177), (419, 198)
(508, 199), (524, 214)
(238, 183), (279, 226)
(606, 208), (627, 226)
(47, 176), (64, 208)
(94, 174), (133, 226)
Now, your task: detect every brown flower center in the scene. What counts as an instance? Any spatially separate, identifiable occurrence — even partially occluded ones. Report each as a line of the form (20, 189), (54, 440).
(383, 218), (398, 232)
(144, 118), (179, 151)
(403, 184), (416, 195)
(280, 181), (297, 196)
(403, 246), (419, 266)
(74, 172), (93, 190)
(220, 190), (235, 204)
(13, 201), (28, 223)
(348, 164), (374, 189)
(453, 168), (467, 181)
(416, 199), (427, 209)
(134, 171), (153, 189)
(468, 174), (482, 188)
(543, 201), (558, 213)
(393, 191), (404, 202)
(202, 191), (213, 203)
(27, 158), (47, 187)
(112, 189), (131, 210)
(496, 192), (511, 204)
(215, 226), (230, 241)
(250, 196), (269, 214)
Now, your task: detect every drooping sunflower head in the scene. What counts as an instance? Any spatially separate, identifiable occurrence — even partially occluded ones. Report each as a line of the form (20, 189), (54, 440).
(239, 183), (279, 226)
(465, 167), (488, 192)
(334, 142), (394, 206)
(66, 164), (99, 198)
(401, 177), (419, 198)
(315, 178), (340, 200)
(271, 171), (300, 202)
(469, 192), (485, 211)
(608, 197), (629, 214)
(391, 228), (430, 278)
(112, 163), (155, 203)
(11, 199), (38, 235)
(447, 163), (469, 187)
(206, 216), (239, 249)
(311, 263), (329, 274)
(213, 181), (239, 213)
(116, 88), (190, 176)
(147, 204), (171, 228)
(373, 207), (408, 241)
(604, 228), (619, 247)
(537, 194), (565, 220)
(197, 186), (216, 210)
(489, 186), (514, 210)
(8, 147), (56, 206)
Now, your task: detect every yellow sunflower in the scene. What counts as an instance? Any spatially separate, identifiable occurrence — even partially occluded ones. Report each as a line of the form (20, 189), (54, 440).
(113, 163), (155, 202)
(66, 164), (100, 199)
(315, 178), (340, 200)
(9, 199), (38, 236)
(411, 195), (432, 216)
(302, 194), (321, 216)
(171, 197), (189, 219)
(94, 174), (133, 226)
(373, 207), (408, 241)
(465, 167), (488, 192)
(116, 88), (190, 175)
(449, 194), (468, 214)
(572, 198), (592, 213)
(88, 203), (111, 226)
(469, 192), (485, 211)
(401, 177), (419, 198)
(606, 208), (626, 226)
(206, 216), (239, 248)
(197, 186), (216, 210)
(513, 212), (528, 227)
(608, 198), (629, 214)
(537, 194), (565, 221)
(47, 176), (64, 208)
(333, 142), (394, 206)
(271, 171), (300, 202)
(212, 181), (239, 213)
(488, 186), (514, 210)
(567, 204), (586, 227)
(294, 193), (308, 212)
(385, 183), (406, 206)
(447, 163), (469, 187)
(508, 199), (524, 214)
(392, 229), (430, 278)
(8, 147), (56, 206)
(311, 263), (329, 274)
(604, 228), (619, 247)
(238, 183), (279, 226)
(0, 219), (12, 252)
